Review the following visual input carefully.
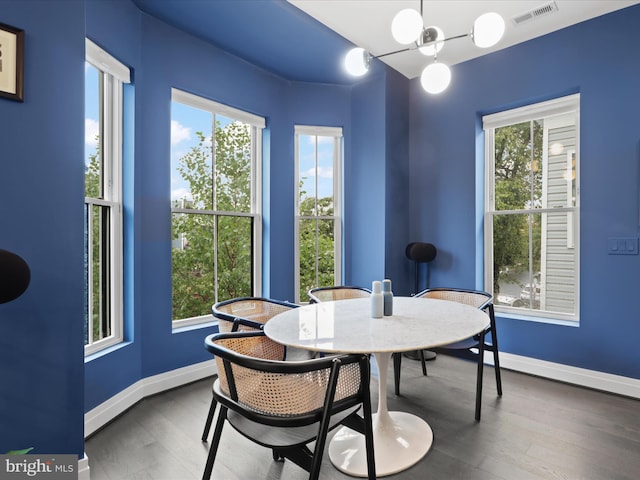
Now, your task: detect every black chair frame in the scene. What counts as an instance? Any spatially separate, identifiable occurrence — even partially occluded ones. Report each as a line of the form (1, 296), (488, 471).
(393, 287), (502, 421)
(203, 297), (299, 441)
(202, 330), (376, 480)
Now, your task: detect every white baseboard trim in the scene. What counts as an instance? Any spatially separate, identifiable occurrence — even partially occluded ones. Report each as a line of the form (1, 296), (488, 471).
(84, 359), (217, 438)
(78, 454), (89, 480)
(486, 351), (640, 399)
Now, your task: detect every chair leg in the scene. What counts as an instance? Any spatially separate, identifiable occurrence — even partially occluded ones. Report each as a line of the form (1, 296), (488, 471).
(393, 349), (427, 396)
(201, 397), (217, 442)
(492, 345), (503, 397)
(363, 402), (376, 479)
(393, 352), (401, 396)
(359, 359), (377, 480)
(309, 435), (329, 478)
(418, 350), (428, 376)
(488, 305), (503, 396)
(202, 406), (226, 480)
(475, 332), (486, 422)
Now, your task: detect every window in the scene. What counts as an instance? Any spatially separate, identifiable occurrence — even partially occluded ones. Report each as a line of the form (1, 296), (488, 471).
(171, 89), (263, 326)
(84, 39), (130, 354)
(294, 126), (342, 303)
(483, 94), (580, 322)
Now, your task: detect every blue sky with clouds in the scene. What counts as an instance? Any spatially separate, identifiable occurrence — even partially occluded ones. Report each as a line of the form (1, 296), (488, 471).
(298, 135), (335, 205)
(84, 63), (99, 166)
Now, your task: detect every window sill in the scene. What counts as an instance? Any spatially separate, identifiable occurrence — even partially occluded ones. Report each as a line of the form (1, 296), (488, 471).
(172, 315), (218, 334)
(496, 309), (579, 327)
(85, 340), (133, 363)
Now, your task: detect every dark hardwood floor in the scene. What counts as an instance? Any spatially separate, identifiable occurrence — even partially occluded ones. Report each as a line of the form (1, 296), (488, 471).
(85, 353), (640, 480)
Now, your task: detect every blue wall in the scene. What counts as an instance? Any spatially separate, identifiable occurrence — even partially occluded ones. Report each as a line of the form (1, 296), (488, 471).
(0, 0), (85, 456)
(409, 5), (640, 379)
(347, 74), (388, 288)
(384, 68), (413, 296)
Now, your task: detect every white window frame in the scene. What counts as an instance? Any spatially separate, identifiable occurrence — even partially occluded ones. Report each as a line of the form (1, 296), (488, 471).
(293, 125), (343, 304)
(84, 39), (129, 355)
(566, 149), (576, 249)
(171, 89), (264, 328)
(483, 94), (580, 323)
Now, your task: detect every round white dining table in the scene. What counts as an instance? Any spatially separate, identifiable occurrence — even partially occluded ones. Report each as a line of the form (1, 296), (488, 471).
(263, 296), (490, 477)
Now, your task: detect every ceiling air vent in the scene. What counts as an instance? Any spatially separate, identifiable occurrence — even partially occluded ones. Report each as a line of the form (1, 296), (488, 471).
(512, 1), (559, 25)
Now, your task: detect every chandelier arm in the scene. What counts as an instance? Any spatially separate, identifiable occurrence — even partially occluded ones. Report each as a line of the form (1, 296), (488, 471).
(375, 31), (470, 60)
(442, 33), (470, 43)
(374, 47), (413, 59)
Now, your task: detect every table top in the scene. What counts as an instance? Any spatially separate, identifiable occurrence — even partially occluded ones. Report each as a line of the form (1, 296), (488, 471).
(263, 296), (490, 354)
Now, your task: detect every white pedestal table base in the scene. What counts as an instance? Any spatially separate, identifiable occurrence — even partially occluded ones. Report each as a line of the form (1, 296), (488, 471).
(328, 353), (433, 477)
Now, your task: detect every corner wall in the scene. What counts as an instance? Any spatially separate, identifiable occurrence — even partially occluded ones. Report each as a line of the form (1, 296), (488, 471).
(409, 5), (640, 379)
(0, 0), (86, 456)
(84, 1), (365, 413)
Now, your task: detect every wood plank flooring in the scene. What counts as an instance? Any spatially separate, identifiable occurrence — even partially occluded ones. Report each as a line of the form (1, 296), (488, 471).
(85, 353), (640, 480)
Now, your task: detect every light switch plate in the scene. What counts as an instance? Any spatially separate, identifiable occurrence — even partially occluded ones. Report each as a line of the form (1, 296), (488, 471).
(607, 237), (639, 255)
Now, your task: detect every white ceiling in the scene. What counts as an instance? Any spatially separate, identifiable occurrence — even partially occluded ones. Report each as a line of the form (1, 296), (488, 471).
(289, 0), (639, 79)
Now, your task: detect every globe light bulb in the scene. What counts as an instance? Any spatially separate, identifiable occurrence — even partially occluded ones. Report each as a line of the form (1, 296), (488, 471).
(472, 12), (505, 48)
(391, 8), (423, 45)
(420, 62), (451, 94)
(344, 47), (370, 76)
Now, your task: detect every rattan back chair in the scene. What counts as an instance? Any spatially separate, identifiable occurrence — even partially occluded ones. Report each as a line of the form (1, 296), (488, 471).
(202, 297), (298, 441)
(393, 287), (502, 421)
(202, 330), (376, 480)
(213, 296), (299, 333)
(307, 285), (371, 304)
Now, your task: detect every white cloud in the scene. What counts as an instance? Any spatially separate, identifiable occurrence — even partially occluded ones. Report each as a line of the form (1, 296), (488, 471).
(171, 120), (191, 146)
(317, 166), (333, 178)
(304, 166), (333, 178)
(85, 118), (99, 147)
(171, 188), (193, 203)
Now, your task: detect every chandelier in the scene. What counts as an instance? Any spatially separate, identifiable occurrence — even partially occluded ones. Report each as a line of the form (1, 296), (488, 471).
(344, 1), (506, 94)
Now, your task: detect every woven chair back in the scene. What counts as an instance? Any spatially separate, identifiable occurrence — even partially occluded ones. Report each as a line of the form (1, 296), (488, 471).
(417, 289), (491, 310)
(309, 286), (370, 303)
(214, 298), (297, 332)
(211, 333), (362, 417)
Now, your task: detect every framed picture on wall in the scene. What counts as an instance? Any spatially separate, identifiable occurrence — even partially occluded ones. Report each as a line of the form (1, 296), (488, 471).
(0, 22), (24, 102)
